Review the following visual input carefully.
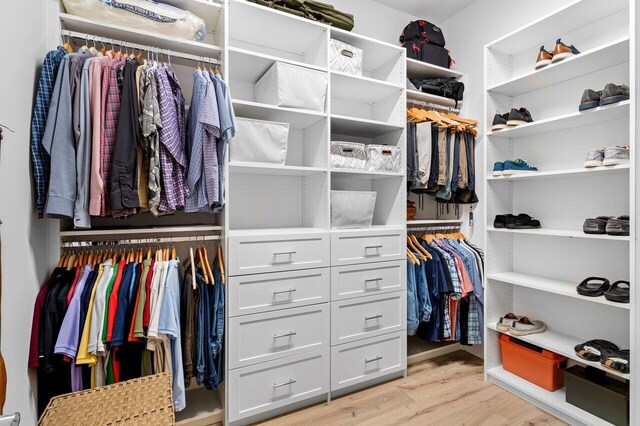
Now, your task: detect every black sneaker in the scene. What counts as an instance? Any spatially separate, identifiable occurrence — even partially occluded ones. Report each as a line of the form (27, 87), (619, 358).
(491, 112), (509, 132)
(493, 215), (507, 228)
(606, 215), (629, 236)
(583, 216), (612, 234)
(505, 213), (541, 229)
(506, 108), (534, 126)
(579, 89), (602, 111)
(600, 83), (630, 106)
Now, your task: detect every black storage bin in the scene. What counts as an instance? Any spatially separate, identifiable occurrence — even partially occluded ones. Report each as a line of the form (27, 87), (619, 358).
(565, 365), (629, 426)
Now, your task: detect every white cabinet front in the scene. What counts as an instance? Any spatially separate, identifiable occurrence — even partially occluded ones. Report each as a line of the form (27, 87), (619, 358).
(331, 260), (406, 301)
(331, 229), (405, 266)
(331, 292), (405, 345)
(229, 304), (330, 369)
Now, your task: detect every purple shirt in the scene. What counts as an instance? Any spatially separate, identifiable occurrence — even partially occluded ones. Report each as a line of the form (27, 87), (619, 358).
(55, 264), (92, 358)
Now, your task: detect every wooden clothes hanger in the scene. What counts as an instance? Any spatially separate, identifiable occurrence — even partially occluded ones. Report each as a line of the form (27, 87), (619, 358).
(216, 244), (225, 284)
(410, 235), (432, 260)
(406, 237), (427, 261)
(406, 249), (419, 265)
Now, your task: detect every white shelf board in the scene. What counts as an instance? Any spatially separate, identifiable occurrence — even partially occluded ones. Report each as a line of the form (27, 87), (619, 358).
(59, 13), (223, 58)
(229, 227), (328, 237)
(229, 47), (327, 84)
(331, 114), (404, 138)
(232, 99), (326, 129)
(489, 38), (629, 96)
(160, 0), (223, 35)
(330, 71), (403, 104)
(486, 0), (629, 55)
(330, 169), (403, 180)
(331, 225), (405, 234)
(176, 387), (223, 426)
(230, 162), (327, 176)
(488, 165), (630, 181)
(487, 227), (630, 241)
(406, 90), (460, 108)
(60, 225), (222, 239)
(330, 27), (404, 72)
(406, 58), (463, 80)
(487, 367), (615, 426)
(487, 325), (629, 380)
(407, 219), (463, 226)
(488, 272), (630, 310)
(487, 101), (630, 139)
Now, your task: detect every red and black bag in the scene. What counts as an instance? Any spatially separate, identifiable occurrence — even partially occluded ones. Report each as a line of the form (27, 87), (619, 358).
(400, 20), (452, 69)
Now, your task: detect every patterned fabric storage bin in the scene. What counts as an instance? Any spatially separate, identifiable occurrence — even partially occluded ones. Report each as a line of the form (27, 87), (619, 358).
(255, 62), (328, 112)
(231, 118), (289, 165)
(331, 191), (377, 229)
(331, 141), (366, 171)
(330, 39), (364, 76)
(366, 145), (402, 173)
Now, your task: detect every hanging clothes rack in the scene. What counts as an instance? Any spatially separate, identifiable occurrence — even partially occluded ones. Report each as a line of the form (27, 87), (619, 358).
(61, 235), (221, 248)
(406, 224), (462, 233)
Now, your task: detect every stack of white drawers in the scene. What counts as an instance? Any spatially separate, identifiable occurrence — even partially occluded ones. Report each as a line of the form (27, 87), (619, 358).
(227, 227), (407, 424)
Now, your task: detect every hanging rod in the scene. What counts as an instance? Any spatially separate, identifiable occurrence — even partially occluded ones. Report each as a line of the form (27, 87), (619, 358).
(407, 225), (462, 233)
(60, 29), (222, 65)
(61, 235), (221, 248)
(407, 98), (461, 113)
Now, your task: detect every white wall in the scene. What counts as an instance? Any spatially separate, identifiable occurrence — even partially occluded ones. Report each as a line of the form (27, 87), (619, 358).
(0, 2), (57, 425)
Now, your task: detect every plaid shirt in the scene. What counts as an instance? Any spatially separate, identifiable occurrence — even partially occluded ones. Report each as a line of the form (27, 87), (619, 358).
(141, 66), (163, 216)
(155, 66), (187, 213)
(31, 47), (67, 217)
(184, 71), (208, 213)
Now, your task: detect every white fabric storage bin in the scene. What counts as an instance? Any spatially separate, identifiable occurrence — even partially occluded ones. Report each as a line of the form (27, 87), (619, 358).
(366, 145), (402, 173)
(331, 191), (377, 229)
(254, 62), (328, 112)
(330, 40), (364, 76)
(231, 118), (289, 165)
(331, 141), (366, 171)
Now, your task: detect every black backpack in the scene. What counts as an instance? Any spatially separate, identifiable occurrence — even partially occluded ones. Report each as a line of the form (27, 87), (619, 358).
(400, 20), (452, 69)
(410, 77), (465, 107)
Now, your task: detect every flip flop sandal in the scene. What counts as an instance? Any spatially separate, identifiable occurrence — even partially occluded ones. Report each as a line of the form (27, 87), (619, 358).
(604, 280), (630, 303)
(601, 349), (630, 374)
(496, 312), (522, 331)
(574, 339), (619, 362)
(576, 277), (610, 297)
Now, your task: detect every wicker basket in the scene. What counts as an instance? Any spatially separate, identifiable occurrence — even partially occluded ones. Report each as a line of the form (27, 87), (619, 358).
(38, 373), (174, 425)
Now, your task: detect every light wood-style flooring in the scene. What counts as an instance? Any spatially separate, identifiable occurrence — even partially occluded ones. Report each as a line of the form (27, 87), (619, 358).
(256, 351), (566, 426)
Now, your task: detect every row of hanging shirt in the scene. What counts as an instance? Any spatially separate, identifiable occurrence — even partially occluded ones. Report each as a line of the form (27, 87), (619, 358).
(28, 242), (225, 416)
(31, 35), (237, 228)
(406, 107), (479, 205)
(406, 231), (484, 345)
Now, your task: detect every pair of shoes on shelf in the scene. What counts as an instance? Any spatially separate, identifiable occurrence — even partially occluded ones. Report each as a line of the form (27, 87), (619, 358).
(583, 215), (629, 236)
(494, 213), (541, 229)
(579, 83), (630, 111)
(576, 277), (630, 303)
(575, 340), (630, 374)
(491, 108), (533, 131)
(535, 38), (580, 69)
(493, 159), (538, 176)
(497, 313), (546, 336)
(584, 146), (630, 168)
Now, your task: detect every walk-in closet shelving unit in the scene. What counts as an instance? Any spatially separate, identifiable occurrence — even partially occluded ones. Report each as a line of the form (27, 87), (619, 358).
(53, 0), (227, 425)
(224, 0), (407, 423)
(483, 0), (634, 424)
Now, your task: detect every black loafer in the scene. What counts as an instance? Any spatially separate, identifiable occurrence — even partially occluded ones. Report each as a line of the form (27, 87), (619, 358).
(576, 277), (610, 297)
(604, 280), (630, 303)
(505, 213), (541, 229)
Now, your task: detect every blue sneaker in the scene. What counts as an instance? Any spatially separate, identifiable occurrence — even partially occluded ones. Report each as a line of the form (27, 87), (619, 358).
(493, 162), (504, 176)
(503, 159), (538, 175)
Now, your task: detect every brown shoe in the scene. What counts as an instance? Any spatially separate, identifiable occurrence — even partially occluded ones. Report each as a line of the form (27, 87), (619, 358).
(535, 46), (553, 69)
(551, 38), (580, 63)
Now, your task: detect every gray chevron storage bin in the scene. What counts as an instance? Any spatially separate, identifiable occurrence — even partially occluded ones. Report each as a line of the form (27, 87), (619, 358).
(330, 40), (363, 76)
(366, 144), (402, 173)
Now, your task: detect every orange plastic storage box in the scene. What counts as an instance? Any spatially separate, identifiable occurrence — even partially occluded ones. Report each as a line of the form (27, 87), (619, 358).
(499, 334), (567, 392)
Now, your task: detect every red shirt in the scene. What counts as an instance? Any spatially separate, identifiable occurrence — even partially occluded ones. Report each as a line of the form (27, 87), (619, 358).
(28, 274), (55, 368)
(143, 260), (155, 328)
(65, 266), (83, 306)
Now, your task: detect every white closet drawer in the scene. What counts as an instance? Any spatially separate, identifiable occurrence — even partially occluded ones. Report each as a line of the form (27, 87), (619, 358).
(229, 231), (330, 275)
(331, 332), (406, 391)
(229, 304), (329, 369)
(331, 260), (406, 301)
(331, 292), (405, 345)
(228, 349), (330, 423)
(229, 268), (329, 317)
(331, 229), (405, 266)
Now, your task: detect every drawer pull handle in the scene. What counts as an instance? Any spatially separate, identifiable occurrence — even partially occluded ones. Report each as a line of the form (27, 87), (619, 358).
(273, 288), (297, 295)
(364, 277), (383, 284)
(273, 379), (296, 388)
(365, 356), (383, 364)
(273, 331), (297, 339)
(364, 314), (383, 321)
(274, 251), (297, 256)
(364, 245), (383, 250)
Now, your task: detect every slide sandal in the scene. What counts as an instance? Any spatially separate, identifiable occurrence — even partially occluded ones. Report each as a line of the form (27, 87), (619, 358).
(574, 339), (619, 362)
(604, 280), (630, 303)
(601, 349), (630, 374)
(576, 277), (610, 297)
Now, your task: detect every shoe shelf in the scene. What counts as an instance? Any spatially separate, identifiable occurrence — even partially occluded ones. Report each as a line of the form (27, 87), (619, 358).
(488, 272), (630, 311)
(487, 165), (630, 181)
(487, 324), (630, 380)
(487, 227), (630, 241)
(487, 366), (619, 425)
(406, 58), (463, 80)
(488, 37), (629, 97)
(487, 101), (630, 139)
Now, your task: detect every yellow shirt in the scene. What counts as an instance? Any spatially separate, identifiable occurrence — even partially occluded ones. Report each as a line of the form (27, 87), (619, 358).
(75, 265), (103, 367)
